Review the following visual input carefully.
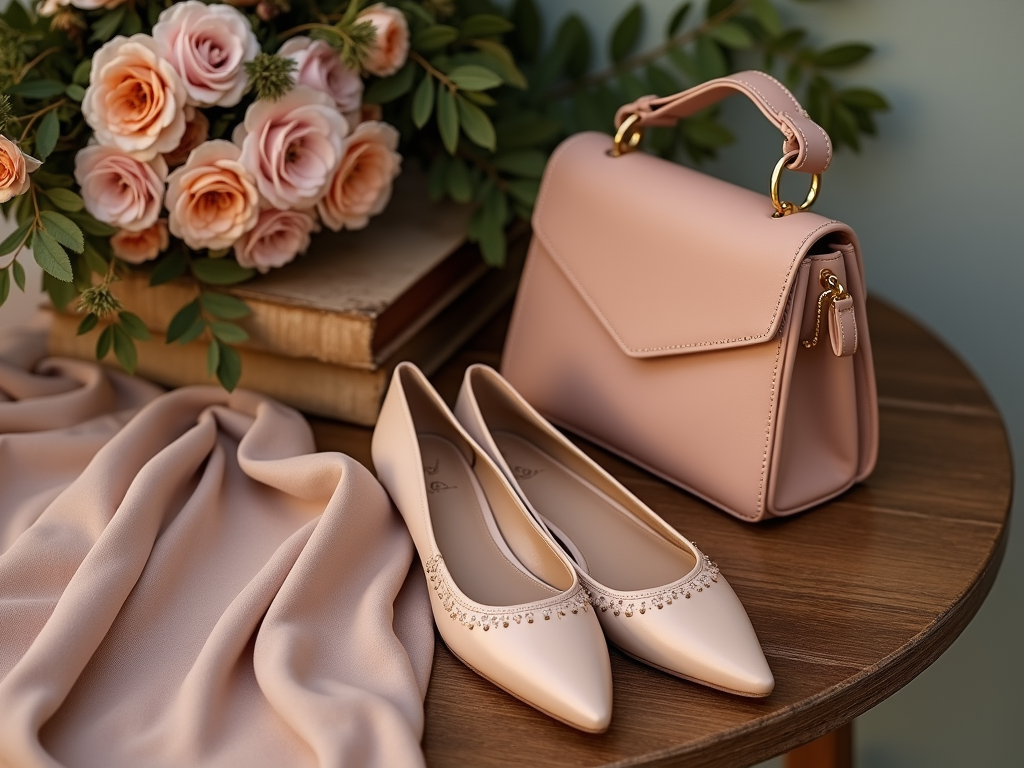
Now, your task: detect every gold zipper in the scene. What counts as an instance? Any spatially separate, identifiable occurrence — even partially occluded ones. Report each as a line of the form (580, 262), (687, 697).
(802, 269), (850, 349)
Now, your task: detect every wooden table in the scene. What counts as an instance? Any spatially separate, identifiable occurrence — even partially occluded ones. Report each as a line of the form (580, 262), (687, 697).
(311, 297), (1011, 768)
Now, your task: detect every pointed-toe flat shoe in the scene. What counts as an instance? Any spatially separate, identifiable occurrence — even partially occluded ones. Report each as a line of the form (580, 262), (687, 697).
(454, 364), (775, 697)
(371, 362), (613, 732)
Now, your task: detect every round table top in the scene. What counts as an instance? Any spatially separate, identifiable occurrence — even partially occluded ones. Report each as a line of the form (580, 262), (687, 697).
(311, 297), (1011, 768)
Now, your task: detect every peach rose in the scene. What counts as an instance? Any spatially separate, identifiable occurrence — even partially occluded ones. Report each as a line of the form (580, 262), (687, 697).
(317, 121), (401, 232)
(0, 136), (41, 204)
(278, 37), (363, 114)
(165, 140), (260, 251)
(153, 1), (260, 108)
(233, 208), (320, 273)
(82, 35), (187, 161)
(359, 3), (409, 77)
(74, 145), (167, 232)
(234, 86), (348, 210)
(111, 220), (169, 264)
(163, 106), (210, 167)
(70, 0), (126, 9)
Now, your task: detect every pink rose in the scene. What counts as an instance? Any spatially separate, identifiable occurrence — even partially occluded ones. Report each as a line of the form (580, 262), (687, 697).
(234, 86), (348, 210)
(82, 35), (187, 161)
(165, 140), (260, 251)
(359, 3), (409, 77)
(74, 145), (167, 232)
(278, 37), (363, 114)
(163, 106), (210, 167)
(111, 220), (169, 264)
(153, 1), (260, 108)
(317, 121), (401, 232)
(0, 136), (41, 204)
(233, 208), (319, 273)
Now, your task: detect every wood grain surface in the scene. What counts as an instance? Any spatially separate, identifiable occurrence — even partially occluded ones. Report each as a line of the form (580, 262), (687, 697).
(310, 298), (1011, 768)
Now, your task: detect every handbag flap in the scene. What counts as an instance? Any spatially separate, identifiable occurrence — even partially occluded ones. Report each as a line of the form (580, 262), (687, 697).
(532, 132), (849, 358)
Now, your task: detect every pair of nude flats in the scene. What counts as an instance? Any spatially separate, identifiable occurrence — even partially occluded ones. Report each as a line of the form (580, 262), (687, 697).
(371, 362), (773, 733)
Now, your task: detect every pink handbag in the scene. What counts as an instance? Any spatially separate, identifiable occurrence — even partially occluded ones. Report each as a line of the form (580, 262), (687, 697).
(501, 71), (878, 523)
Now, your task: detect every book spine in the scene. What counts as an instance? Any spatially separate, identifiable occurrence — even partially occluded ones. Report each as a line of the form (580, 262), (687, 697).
(47, 312), (386, 426)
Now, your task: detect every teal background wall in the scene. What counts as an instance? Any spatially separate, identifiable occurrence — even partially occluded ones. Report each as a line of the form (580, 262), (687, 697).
(519, 1), (1023, 765)
(1, 1), (1021, 765)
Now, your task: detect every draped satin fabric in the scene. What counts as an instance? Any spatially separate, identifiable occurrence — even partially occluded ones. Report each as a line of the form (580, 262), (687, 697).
(0, 323), (434, 768)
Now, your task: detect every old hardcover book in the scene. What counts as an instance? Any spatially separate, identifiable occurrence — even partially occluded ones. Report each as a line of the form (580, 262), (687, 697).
(48, 243), (524, 426)
(109, 170), (482, 370)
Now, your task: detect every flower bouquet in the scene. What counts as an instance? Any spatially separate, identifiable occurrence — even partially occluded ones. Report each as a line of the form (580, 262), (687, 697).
(0, 0), (888, 390)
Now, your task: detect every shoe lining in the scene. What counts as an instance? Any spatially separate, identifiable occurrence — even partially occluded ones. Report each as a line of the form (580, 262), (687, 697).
(492, 431), (696, 592)
(418, 433), (557, 606)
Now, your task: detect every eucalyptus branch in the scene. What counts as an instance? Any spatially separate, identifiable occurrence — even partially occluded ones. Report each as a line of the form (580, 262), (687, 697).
(550, 1), (747, 99)
(18, 99), (66, 140)
(14, 46), (61, 84)
(410, 50), (456, 91)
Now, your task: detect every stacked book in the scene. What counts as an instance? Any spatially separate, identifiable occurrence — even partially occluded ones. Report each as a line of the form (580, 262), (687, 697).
(48, 175), (522, 426)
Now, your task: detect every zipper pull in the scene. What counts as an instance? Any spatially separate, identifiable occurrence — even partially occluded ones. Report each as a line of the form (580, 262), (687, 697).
(801, 269), (857, 357)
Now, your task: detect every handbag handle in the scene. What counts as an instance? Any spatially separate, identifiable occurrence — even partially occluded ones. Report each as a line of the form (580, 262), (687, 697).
(613, 71), (831, 215)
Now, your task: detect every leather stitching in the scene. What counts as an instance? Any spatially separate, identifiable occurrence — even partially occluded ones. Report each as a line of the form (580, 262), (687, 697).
(758, 71), (833, 170)
(756, 294), (790, 520)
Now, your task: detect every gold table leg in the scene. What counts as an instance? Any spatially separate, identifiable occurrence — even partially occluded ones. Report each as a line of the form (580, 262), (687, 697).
(784, 722), (853, 768)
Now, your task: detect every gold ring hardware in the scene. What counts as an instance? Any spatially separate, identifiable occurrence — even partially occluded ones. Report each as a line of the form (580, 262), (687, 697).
(802, 269), (850, 349)
(610, 113), (644, 157)
(770, 154), (822, 218)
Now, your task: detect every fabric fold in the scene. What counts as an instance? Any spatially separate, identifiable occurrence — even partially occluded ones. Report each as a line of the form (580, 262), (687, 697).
(0, 324), (433, 768)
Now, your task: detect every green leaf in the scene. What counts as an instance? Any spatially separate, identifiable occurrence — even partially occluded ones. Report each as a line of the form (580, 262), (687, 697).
(31, 230), (73, 282)
(506, 179), (540, 207)
(448, 64), (503, 92)
(610, 4), (643, 63)
(36, 111), (60, 161)
(493, 150), (546, 178)
(839, 88), (890, 111)
(815, 44), (873, 69)
(462, 90), (496, 107)
(89, 6), (126, 44)
(412, 73), (435, 128)
(112, 326), (137, 374)
(65, 84), (86, 103)
(190, 258), (255, 285)
(494, 113), (561, 150)
(0, 220), (31, 256)
(460, 14), (515, 39)
(39, 211), (85, 253)
(45, 188), (85, 212)
(150, 251), (188, 285)
(667, 2), (692, 37)
(12, 260), (25, 291)
(556, 15), (590, 79)
(750, 0), (782, 37)
(201, 292), (251, 320)
(413, 24), (459, 52)
(509, 0), (541, 62)
(178, 317), (207, 345)
(0, 268), (8, 308)
(445, 158), (473, 203)
(72, 59), (92, 86)
(82, 242), (109, 275)
(216, 343), (242, 392)
(118, 311), (151, 341)
(69, 213), (116, 237)
(96, 326), (113, 359)
(709, 21), (753, 49)
(364, 61), (415, 104)
(695, 35), (727, 80)
(477, 187), (508, 266)
(471, 40), (528, 90)
(77, 313), (99, 335)
(4, 0), (32, 30)
(207, 339), (221, 378)
(437, 83), (460, 155)
(166, 299), (201, 344)
(209, 321), (249, 343)
(683, 117), (735, 148)
(705, 0), (735, 18)
(43, 271), (76, 311)
(120, 7), (142, 36)
(646, 64), (679, 97)
(456, 96), (496, 151)
(7, 80), (66, 99)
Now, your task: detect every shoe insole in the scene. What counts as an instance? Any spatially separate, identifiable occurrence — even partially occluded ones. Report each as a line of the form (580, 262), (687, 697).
(418, 434), (556, 607)
(493, 431), (696, 592)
